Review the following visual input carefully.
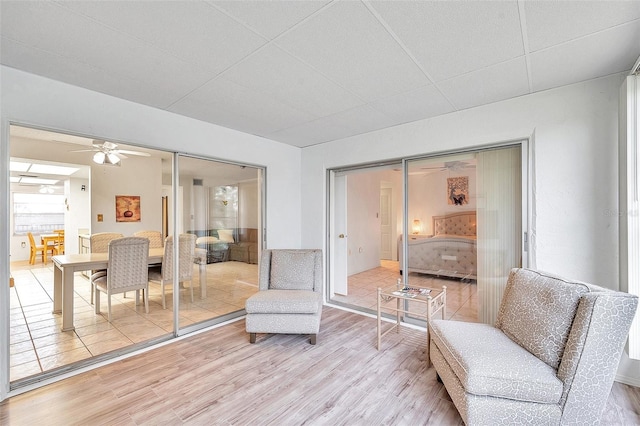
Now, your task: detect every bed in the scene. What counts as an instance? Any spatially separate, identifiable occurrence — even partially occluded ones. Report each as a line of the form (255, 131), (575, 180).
(398, 211), (477, 280)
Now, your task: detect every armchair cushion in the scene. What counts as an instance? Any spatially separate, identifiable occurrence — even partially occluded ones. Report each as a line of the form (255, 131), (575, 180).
(495, 269), (591, 370)
(245, 290), (322, 314)
(270, 250), (316, 290)
(430, 319), (563, 404)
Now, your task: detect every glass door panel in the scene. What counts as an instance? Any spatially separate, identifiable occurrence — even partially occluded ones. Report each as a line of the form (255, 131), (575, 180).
(405, 146), (523, 325)
(176, 155), (262, 332)
(8, 124), (174, 385)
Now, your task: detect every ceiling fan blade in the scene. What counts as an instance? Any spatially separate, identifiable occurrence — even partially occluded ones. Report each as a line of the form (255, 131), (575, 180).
(116, 149), (150, 157)
(70, 148), (98, 153)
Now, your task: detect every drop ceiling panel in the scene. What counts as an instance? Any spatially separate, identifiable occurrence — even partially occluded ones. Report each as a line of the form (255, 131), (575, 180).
(268, 104), (400, 147)
(169, 76), (314, 136)
(438, 57), (530, 111)
(368, 84), (455, 124)
(1, 1), (213, 108)
(371, 1), (524, 82)
(530, 21), (640, 92)
(2, 1), (640, 148)
(275, 1), (429, 102)
(211, 0), (330, 40)
(0, 38), (196, 108)
(221, 45), (364, 118)
(59, 0), (268, 75)
(524, 1), (640, 52)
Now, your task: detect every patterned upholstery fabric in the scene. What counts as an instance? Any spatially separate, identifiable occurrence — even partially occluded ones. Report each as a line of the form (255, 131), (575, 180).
(246, 249), (323, 343)
(433, 211), (476, 236)
(496, 269), (591, 369)
(270, 250), (316, 290)
(430, 320), (562, 403)
(430, 268), (638, 425)
(245, 290), (321, 314)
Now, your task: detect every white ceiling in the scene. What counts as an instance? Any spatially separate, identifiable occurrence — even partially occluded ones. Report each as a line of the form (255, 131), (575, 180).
(1, 1), (639, 148)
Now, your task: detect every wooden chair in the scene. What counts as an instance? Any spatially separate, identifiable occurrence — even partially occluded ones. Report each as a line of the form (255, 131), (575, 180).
(148, 234), (196, 309)
(27, 232), (46, 264)
(91, 237), (150, 322)
(53, 229), (65, 254)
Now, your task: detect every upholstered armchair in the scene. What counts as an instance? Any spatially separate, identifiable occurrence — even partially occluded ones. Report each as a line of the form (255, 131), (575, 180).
(430, 268), (638, 425)
(245, 249), (323, 344)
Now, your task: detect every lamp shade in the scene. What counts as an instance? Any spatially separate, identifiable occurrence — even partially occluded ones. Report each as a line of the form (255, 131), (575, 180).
(412, 219), (422, 234)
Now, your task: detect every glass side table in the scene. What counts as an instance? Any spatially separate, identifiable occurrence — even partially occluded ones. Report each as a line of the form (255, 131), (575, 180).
(377, 284), (447, 367)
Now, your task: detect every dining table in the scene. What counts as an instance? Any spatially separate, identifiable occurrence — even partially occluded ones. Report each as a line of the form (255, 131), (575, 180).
(40, 233), (62, 263)
(52, 247), (207, 331)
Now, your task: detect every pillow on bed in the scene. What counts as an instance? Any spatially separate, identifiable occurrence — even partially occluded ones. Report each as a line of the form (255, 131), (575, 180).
(217, 229), (235, 243)
(196, 236), (219, 245)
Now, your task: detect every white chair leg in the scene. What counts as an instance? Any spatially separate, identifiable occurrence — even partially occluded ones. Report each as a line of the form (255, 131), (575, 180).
(190, 280), (194, 303)
(144, 286), (149, 314)
(94, 287), (100, 314)
(107, 294), (112, 323)
(161, 282), (166, 309)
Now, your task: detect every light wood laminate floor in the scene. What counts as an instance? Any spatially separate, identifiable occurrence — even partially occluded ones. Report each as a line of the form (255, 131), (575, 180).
(1, 307), (639, 425)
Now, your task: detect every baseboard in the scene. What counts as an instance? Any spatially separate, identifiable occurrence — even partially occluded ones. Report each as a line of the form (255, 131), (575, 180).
(615, 373), (640, 387)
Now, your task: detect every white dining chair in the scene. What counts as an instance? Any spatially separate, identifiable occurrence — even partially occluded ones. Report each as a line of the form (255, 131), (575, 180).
(148, 233), (196, 309)
(91, 237), (150, 322)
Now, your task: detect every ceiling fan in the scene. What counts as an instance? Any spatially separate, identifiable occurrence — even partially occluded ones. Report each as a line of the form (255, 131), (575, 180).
(71, 140), (150, 165)
(420, 160), (475, 172)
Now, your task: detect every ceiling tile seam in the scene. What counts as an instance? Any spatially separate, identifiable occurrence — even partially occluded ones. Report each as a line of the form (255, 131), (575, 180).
(49, 0), (252, 109)
(0, 35), (157, 92)
(527, 17), (640, 55)
(164, 1), (341, 111)
(49, 0), (230, 74)
(362, 0), (460, 111)
(517, 0), (533, 94)
(204, 0), (332, 42)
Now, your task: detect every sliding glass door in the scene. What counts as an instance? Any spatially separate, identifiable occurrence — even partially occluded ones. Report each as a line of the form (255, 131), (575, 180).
(7, 124), (264, 389)
(328, 142), (528, 325)
(176, 155), (263, 333)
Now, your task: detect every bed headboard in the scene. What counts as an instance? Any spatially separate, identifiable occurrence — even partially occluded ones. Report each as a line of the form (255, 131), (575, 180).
(432, 211), (476, 236)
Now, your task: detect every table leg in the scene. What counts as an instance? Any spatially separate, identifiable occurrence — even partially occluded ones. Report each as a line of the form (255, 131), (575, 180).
(396, 297), (401, 333)
(377, 288), (381, 350)
(61, 268), (75, 331)
(53, 262), (62, 314)
(199, 262), (206, 299)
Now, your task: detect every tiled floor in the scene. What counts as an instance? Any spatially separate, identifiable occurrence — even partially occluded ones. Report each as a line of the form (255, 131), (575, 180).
(9, 259), (259, 381)
(333, 259), (478, 322)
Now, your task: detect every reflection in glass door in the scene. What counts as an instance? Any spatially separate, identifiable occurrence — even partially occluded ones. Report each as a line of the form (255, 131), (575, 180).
(405, 145), (524, 325)
(176, 155), (263, 333)
(327, 143), (527, 326)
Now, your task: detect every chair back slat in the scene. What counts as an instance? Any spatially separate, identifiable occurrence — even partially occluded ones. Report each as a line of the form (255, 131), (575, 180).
(161, 234), (196, 282)
(134, 230), (164, 248)
(107, 237), (150, 292)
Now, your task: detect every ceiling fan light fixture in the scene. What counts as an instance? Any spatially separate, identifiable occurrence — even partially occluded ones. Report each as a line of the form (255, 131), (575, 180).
(107, 153), (121, 164)
(93, 152), (105, 164)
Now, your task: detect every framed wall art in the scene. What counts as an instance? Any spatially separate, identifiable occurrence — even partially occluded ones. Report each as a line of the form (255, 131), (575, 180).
(116, 195), (141, 222)
(447, 177), (469, 205)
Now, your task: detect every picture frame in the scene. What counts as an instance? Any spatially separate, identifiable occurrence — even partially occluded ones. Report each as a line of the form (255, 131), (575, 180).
(115, 195), (141, 222)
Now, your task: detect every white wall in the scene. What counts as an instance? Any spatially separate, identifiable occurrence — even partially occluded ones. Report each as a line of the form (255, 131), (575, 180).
(90, 155), (163, 235)
(301, 72), (640, 385)
(346, 172), (383, 275)
(65, 177), (91, 255)
(408, 168), (477, 236)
